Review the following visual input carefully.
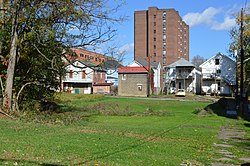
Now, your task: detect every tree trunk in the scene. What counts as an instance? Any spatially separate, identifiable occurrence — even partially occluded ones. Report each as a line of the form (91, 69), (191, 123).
(3, 0), (19, 112)
(0, 0), (3, 56)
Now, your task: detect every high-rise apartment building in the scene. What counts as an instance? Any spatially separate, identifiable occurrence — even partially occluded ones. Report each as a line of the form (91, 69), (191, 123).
(134, 7), (189, 88)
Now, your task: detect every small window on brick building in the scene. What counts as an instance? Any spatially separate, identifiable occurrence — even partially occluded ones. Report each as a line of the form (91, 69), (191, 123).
(215, 59), (219, 65)
(154, 22), (156, 26)
(122, 74), (127, 80)
(69, 70), (73, 78)
(138, 85), (142, 91)
(154, 30), (156, 33)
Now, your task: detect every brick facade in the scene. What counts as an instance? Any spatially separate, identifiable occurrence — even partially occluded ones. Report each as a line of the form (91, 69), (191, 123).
(71, 48), (106, 65)
(118, 73), (149, 97)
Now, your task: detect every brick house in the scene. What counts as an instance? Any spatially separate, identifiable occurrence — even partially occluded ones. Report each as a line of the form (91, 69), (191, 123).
(118, 66), (153, 97)
(129, 59), (161, 94)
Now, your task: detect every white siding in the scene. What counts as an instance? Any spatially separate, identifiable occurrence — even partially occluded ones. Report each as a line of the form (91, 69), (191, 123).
(64, 61), (93, 83)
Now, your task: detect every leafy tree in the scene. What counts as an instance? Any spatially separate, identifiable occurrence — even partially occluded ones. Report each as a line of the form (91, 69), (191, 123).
(0, 0), (125, 114)
(229, 6), (250, 96)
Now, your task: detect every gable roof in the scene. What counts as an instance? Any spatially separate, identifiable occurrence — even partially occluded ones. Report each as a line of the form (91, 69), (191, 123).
(199, 52), (235, 67)
(118, 66), (149, 73)
(167, 58), (195, 68)
(134, 59), (160, 68)
(101, 59), (123, 70)
(66, 60), (106, 71)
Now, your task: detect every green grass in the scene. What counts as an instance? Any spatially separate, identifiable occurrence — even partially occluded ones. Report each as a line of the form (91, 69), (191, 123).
(0, 93), (249, 165)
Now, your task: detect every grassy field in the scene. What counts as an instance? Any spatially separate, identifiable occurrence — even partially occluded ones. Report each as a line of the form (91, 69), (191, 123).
(0, 94), (249, 165)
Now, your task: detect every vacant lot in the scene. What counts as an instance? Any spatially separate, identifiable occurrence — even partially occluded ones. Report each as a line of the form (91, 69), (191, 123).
(0, 94), (249, 165)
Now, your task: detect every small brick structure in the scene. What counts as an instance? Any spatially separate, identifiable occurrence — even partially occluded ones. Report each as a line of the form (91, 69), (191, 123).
(92, 83), (113, 94)
(118, 66), (153, 97)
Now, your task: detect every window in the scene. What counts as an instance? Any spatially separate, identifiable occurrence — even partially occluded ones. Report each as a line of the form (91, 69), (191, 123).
(122, 74), (127, 80)
(154, 22), (156, 26)
(82, 70), (86, 79)
(154, 15), (156, 19)
(154, 45), (156, 49)
(215, 59), (219, 65)
(216, 69), (221, 74)
(217, 82), (221, 91)
(80, 53), (84, 57)
(163, 57), (166, 64)
(138, 85), (142, 91)
(154, 37), (156, 41)
(154, 30), (156, 33)
(69, 70), (73, 78)
(163, 50), (166, 56)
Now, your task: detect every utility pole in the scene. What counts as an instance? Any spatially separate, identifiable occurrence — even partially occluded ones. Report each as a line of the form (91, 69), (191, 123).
(239, 8), (245, 116)
(235, 50), (239, 110)
(147, 54), (151, 97)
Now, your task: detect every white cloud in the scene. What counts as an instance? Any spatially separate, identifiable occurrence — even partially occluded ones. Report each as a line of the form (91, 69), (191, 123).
(211, 16), (236, 30)
(183, 7), (220, 27)
(118, 43), (134, 54)
(183, 7), (236, 31)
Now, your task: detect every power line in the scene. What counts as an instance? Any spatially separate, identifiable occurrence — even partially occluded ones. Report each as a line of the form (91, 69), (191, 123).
(244, 0), (248, 11)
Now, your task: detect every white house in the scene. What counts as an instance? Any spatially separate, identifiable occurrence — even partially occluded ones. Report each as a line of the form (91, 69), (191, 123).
(129, 59), (161, 95)
(199, 53), (236, 96)
(166, 58), (201, 94)
(63, 60), (107, 94)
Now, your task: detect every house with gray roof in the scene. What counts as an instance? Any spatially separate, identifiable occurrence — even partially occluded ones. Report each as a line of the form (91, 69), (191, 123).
(166, 58), (201, 94)
(199, 53), (236, 95)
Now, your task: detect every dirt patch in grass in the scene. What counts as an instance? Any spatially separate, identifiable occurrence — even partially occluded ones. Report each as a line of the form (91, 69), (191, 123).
(212, 123), (250, 165)
(182, 125), (215, 129)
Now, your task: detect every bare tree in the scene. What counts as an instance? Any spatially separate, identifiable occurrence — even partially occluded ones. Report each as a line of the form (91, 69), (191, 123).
(191, 55), (205, 70)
